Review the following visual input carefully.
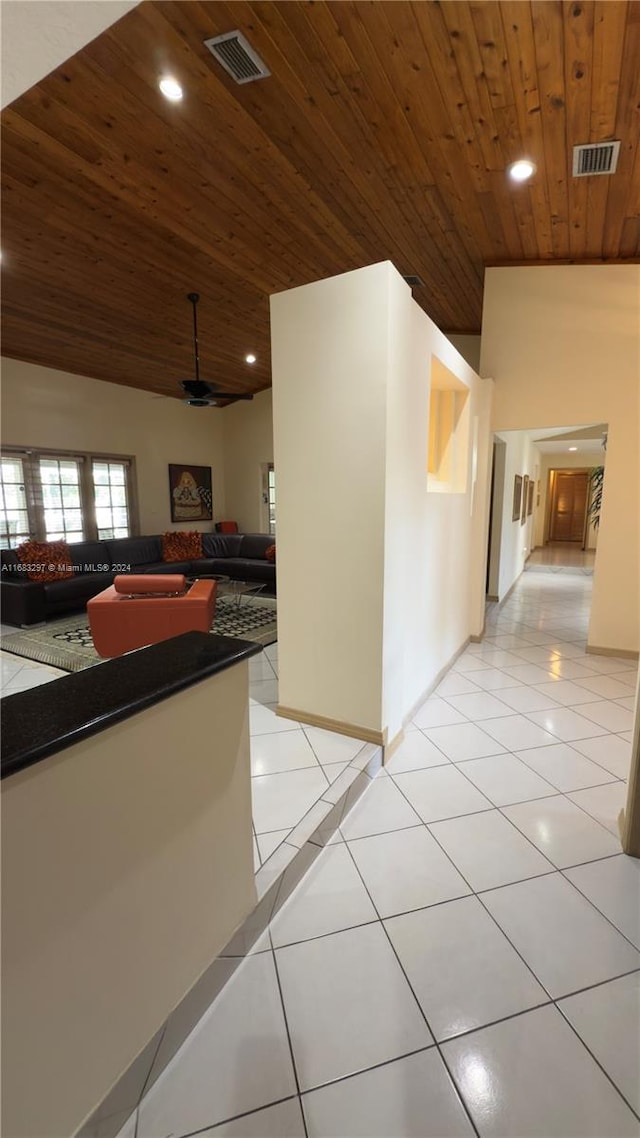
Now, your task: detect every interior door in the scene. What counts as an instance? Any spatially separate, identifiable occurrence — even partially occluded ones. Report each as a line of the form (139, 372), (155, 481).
(549, 471), (589, 543)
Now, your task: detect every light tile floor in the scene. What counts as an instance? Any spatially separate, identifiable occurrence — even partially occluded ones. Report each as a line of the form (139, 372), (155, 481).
(0, 644), (66, 694)
(527, 543), (596, 570)
(247, 643), (380, 870)
(4, 575), (640, 1136)
(127, 569), (640, 1137)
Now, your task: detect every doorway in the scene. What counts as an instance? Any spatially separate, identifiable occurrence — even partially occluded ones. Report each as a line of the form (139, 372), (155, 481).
(547, 469), (590, 545)
(486, 438), (506, 601)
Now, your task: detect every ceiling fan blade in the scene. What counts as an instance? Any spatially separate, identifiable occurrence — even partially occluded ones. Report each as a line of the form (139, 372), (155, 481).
(178, 295), (255, 405)
(207, 392), (254, 401)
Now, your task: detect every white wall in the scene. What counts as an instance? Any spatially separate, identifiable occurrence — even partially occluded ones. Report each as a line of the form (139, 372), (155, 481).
(222, 389), (274, 532)
(489, 431), (539, 601)
(481, 265), (639, 653)
(271, 262), (492, 739)
(0, 358), (226, 533)
(535, 451), (604, 550)
(382, 277), (492, 740)
(1, 0), (140, 108)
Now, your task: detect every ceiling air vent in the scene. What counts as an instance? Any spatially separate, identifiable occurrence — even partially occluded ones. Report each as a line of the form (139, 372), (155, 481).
(203, 31), (270, 84)
(403, 274), (425, 289)
(572, 141), (621, 177)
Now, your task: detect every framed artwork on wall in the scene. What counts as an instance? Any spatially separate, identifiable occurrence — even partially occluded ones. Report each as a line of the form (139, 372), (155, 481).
(512, 474), (523, 522)
(521, 475), (529, 524)
(168, 464), (213, 522)
(527, 480), (535, 516)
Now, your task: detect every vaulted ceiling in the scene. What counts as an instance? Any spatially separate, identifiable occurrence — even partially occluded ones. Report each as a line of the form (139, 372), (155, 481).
(1, 1), (638, 400)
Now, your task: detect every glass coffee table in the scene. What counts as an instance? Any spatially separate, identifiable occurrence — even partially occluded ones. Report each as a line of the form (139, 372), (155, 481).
(191, 575), (268, 609)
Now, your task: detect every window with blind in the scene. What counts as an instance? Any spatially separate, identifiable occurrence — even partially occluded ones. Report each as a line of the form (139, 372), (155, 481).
(0, 449), (137, 549)
(40, 457), (84, 541)
(92, 460), (131, 539)
(267, 465), (276, 535)
(0, 455), (31, 547)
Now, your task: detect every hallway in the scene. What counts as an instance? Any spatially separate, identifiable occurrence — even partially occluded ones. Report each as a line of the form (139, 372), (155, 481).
(527, 543), (596, 572)
(130, 569), (639, 1138)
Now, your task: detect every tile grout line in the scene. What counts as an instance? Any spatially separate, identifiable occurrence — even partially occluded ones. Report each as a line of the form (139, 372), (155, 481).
(490, 787), (626, 874)
(22, 584), (640, 1130)
(251, 761), (327, 779)
(381, 616), (640, 1123)
(560, 790), (629, 839)
(134, 1020), (169, 1128)
(555, 1000), (640, 1124)
(294, 1043), (438, 1101)
(387, 772), (559, 1006)
(399, 755), (555, 866)
(338, 838), (483, 1138)
(505, 742), (628, 794)
(453, 757), (622, 796)
(408, 725), (455, 763)
(268, 849), (632, 953)
(268, 946), (310, 1138)
(404, 723), (638, 948)
(175, 1093), (301, 1138)
(555, 868), (640, 955)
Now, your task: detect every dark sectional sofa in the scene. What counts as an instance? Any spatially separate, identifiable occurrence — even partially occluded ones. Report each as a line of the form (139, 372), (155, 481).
(0, 533), (276, 627)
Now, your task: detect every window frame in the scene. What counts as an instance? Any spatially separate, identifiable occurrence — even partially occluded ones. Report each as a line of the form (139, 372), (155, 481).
(0, 445), (139, 547)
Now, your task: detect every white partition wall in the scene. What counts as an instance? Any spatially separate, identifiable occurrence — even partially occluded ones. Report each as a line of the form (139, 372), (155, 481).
(271, 262), (492, 744)
(271, 264), (389, 735)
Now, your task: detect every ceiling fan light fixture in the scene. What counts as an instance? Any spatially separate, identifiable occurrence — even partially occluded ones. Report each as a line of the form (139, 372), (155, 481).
(508, 159), (536, 182)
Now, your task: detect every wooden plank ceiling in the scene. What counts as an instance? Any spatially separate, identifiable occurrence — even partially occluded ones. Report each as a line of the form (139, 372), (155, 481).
(1, 0), (638, 400)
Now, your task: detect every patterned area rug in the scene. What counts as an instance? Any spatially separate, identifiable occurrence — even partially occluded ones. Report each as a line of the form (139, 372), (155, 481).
(1, 598), (277, 673)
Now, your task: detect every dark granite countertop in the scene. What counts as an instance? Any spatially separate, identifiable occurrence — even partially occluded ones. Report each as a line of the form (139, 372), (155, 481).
(1, 632), (262, 780)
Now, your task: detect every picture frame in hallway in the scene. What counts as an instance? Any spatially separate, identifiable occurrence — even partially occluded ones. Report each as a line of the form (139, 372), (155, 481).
(521, 476), (529, 524)
(512, 474), (523, 522)
(527, 480), (535, 516)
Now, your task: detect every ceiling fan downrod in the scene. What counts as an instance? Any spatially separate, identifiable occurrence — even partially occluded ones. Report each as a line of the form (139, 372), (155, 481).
(187, 292), (201, 383)
(180, 291), (253, 404)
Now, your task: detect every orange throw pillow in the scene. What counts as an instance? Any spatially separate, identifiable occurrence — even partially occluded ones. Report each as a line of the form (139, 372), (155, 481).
(16, 540), (74, 582)
(162, 531), (203, 562)
(265, 544), (276, 563)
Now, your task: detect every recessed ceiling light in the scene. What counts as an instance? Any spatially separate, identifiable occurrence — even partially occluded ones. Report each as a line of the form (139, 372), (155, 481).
(508, 159), (536, 182)
(245, 353), (256, 364)
(159, 76), (183, 101)
(568, 446), (578, 451)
